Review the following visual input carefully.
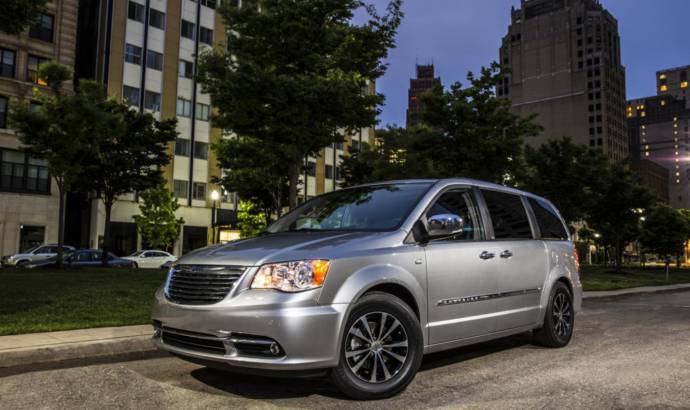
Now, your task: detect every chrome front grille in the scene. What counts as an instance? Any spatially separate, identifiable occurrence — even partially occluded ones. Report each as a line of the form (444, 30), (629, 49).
(166, 265), (246, 305)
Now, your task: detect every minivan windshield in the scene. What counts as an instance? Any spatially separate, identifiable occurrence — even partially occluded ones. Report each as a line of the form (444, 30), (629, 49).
(268, 183), (433, 233)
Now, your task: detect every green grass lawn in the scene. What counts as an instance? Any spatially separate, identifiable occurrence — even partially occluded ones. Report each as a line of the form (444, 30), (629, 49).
(580, 265), (690, 291)
(1, 265), (690, 336)
(0, 267), (167, 336)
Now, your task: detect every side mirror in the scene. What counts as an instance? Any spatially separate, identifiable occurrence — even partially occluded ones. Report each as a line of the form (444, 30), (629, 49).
(427, 214), (464, 237)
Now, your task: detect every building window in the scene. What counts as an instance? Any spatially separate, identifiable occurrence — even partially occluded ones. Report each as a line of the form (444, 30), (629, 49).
(179, 60), (194, 78)
(175, 138), (191, 156)
(176, 98), (192, 117)
(200, 0), (218, 9)
(149, 9), (166, 29)
(193, 182), (207, 200)
(1, 149), (50, 194)
(173, 179), (188, 198)
(0, 49), (16, 78)
(19, 225), (45, 252)
(29, 13), (54, 42)
(128, 1), (145, 22)
(143, 90), (160, 111)
(193, 141), (208, 160)
(27, 55), (49, 85)
(146, 50), (163, 71)
(123, 85), (140, 106)
(306, 161), (316, 177)
(125, 44), (142, 65)
(181, 20), (196, 40)
(325, 164), (333, 179)
(195, 103), (210, 121)
(0, 96), (7, 128)
(199, 27), (213, 45)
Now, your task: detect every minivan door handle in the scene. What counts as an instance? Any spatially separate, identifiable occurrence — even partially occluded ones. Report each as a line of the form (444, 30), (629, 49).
(500, 250), (513, 258)
(479, 251), (495, 260)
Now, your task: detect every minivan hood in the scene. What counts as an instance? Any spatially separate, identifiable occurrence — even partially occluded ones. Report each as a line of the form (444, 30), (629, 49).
(175, 231), (399, 267)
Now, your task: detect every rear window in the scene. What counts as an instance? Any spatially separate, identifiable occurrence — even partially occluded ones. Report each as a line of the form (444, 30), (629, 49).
(528, 197), (569, 240)
(481, 190), (533, 239)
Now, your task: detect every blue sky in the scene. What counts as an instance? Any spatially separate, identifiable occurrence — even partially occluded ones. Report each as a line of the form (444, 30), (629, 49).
(366, 0), (690, 127)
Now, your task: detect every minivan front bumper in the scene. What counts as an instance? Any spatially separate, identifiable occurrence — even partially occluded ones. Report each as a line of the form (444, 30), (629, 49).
(151, 287), (347, 371)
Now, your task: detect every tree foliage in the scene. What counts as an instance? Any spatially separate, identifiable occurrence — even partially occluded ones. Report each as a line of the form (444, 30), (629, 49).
(342, 65), (542, 186)
(237, 200), (267, 238)
(639, 203), (690, 276)
(521, 138), (609, 225)
(133, 184), (185, 252)
(10, 62), (97, 266)
(198, 0), (402, 208)
(213, 136), (288, 224)
(0, 0), (48, 35)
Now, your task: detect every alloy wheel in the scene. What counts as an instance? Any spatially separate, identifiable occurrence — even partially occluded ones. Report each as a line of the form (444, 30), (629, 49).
(552, 291), (572, 338)
(344, 311), (409, 384)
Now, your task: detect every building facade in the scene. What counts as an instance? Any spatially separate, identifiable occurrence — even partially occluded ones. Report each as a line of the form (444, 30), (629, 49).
(499, 0), (627, 161)
(628, 85), (690, 208)
(406, 64), (441, 128)
(0, 0), (79, 256)
(657, 65), (689, 108)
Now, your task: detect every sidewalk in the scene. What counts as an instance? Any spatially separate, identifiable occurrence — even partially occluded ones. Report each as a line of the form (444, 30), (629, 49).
(0, 325), (158, 369)
(1, 283), (689, 371)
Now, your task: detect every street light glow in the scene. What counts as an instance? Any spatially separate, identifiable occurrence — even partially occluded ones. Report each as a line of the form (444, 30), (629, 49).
(210, 189), (220, 201)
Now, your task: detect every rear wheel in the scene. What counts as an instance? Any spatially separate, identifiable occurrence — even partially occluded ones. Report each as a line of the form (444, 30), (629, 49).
(533, 281), (574, 347)
(330, 292), (423, 400)
(16, 260), (29, 268)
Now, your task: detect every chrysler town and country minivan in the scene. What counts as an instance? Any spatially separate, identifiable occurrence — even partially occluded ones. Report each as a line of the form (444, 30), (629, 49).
(152, 179), (582, 399)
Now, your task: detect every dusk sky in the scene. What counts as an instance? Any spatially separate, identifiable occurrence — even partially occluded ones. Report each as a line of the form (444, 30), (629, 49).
(366, 0), (690, 127)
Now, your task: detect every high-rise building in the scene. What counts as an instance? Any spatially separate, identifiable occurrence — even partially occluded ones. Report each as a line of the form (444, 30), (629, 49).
(0, 0), (79, 256)
(657, 65), (689, 108)
(628, 76), (690, 208)
(406, 64), (441, 128)
(499, 0), (627, 161)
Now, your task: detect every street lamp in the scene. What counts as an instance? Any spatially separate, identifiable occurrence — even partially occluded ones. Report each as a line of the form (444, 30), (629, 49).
(210, 189), (220, 244)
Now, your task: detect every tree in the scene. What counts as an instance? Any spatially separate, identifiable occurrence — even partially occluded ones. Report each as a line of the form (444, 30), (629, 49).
(85, 96), (177, 265)
(521, 138), (610, 226)
(237, 200), (267, 238)
(198, 0), (402, 209)
(587, 164), (655, 271)
(639, 204), (690, 280)
(341, 65), (542, 185)
(10, 62), (97, 267)
(213, 136), (288, 225)
(1, 0), (48, 34)
(132, 184), (184, 252)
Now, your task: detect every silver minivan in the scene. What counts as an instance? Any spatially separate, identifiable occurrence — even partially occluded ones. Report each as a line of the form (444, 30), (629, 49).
(152, 179), (582, 399)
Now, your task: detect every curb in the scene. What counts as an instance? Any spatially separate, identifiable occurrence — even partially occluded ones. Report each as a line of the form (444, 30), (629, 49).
(583, 283), (690, 299)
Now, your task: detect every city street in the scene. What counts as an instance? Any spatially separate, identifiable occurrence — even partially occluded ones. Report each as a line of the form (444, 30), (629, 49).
(1, 291), (689, 409)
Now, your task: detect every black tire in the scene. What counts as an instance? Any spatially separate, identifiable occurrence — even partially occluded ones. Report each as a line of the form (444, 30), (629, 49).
(533, 281), (574, 347)
(330, 291), (423, 400)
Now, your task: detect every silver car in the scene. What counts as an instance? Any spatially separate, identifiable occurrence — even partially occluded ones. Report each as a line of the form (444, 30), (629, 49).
(152, 179), (582, 399)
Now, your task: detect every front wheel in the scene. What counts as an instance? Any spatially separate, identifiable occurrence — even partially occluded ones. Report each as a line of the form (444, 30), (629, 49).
(330, 292), (423, 400)
(533, 281), (574, 347)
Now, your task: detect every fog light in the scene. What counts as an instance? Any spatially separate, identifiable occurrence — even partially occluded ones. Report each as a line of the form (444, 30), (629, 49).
(269, 342), (281, 356)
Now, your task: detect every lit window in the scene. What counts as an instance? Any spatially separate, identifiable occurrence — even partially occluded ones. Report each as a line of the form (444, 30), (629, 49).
(661, 100), (666, 106)
(660, 85), (668, 91)
(659, 74), (667, 80)
(641, 111), (646, 117)
(681, 81), (689, 89)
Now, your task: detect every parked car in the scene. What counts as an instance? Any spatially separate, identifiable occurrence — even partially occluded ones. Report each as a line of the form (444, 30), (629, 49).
(151, 179), (582, 399)
(2, 244), (76, 267)
(122, 250), (177, 269)
(23, 249), (136, 269)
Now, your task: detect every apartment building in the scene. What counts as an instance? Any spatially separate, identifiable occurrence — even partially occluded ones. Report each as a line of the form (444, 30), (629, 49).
(499, 0), (628, 161)
(0, 0), (79, 256)
(657, 65), (689, 108)
(74, 0), (372, 256)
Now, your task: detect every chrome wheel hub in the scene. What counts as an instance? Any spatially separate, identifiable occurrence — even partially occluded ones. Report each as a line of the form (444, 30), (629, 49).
(552, 291), (572, 338)
(345, 312), (409, 384)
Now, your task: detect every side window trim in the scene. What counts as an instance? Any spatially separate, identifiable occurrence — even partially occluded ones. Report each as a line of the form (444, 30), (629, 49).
(521, 195), (540, 240)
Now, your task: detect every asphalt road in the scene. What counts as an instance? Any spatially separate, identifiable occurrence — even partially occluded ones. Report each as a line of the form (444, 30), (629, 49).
(1, 291), (689, 410)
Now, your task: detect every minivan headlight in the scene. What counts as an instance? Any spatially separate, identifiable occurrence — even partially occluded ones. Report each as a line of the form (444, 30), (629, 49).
(251, 260), (330, 292)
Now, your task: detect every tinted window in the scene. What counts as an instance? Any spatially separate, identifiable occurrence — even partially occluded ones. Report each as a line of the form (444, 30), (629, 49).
(128, 1), (145, 22)
(481, 190), (533, 239)
(181, 20), (195, 39)
(35, 246), (51, 254)
(0, 48), (16, 78)
(29, 13), (54, 42)
(149, 9), (166, 29)
(268, 183), (433, 233)
(146, 50), (163, 71)
(528, 197), (569, 240)
(426, 189), (482, 241)
(125, 44), (142, 65)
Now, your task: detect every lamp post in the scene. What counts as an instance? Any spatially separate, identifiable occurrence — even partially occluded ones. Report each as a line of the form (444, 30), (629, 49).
(210, 189), (220, 244)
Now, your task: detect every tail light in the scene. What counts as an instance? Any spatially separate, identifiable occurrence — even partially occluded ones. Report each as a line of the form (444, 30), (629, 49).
(573, 248), (580, 273)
